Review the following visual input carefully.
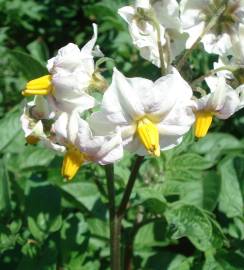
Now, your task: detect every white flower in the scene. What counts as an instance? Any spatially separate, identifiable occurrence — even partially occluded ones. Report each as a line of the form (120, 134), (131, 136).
(47, 23), (98, 75)
(89, 68), (195, 157)
(20, 96), (66, 152)
(152, 0), (188, 61)
(118, 0), (165, 67)
(118, 0), (187, 68)
(52, 111), (123, 180)
(180, 0), (244, 56)
(22, 24), (99, 113)
(193, 76), (244, 138)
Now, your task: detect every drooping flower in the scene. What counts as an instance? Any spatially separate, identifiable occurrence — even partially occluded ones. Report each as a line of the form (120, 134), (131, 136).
(180, 0), (244, 56)
(193, 76), (244, 138)
(118, 0), (166, 67)
(52, 111), (123, 180)
(22, 24), (102, 113)
(89, 68), (195, 157)
(20, 96), (66, 152)
(118, 0), (187, 68)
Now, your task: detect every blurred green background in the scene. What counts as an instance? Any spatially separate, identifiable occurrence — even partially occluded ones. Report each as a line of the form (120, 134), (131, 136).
(1, 0), (244, 269)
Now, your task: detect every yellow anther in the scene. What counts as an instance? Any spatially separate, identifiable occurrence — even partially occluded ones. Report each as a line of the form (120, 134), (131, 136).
(22, 75), (53, 96)
(26, 135), (40, 145)
(195, 111), (213, 138)
(137, 117), (160, 157)
(61, 148), (86, 181)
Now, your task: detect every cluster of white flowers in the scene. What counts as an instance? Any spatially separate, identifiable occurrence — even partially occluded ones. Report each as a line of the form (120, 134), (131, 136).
(21, 0), (244, 180)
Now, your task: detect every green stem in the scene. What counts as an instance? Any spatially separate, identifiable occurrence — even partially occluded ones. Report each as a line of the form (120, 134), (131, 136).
(117, 156), (145, 219)
(105, 164), (121, 270)
(105, 156), (145, 270)
(191, 65), (243, 86)
(176, 3), (226, 71)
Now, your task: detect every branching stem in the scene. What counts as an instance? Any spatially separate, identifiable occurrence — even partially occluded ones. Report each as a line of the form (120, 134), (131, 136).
(176, 3), (226, 71)
(191, 65), (243, 86)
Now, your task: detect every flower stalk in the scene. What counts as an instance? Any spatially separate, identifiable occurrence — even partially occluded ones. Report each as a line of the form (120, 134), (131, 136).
(176, 2), (226, 71)
(191, 65), (244, 86)
(105, 156), (144, 270)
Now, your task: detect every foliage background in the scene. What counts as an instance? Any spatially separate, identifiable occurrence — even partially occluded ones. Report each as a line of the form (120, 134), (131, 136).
(1, 0), (244, 269)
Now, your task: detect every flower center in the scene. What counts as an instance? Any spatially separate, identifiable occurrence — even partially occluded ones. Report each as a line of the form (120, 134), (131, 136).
(136, 117), (160, 157)
(194, 111), (213, 138)
(61, 147), (86, 181)
(22, 75), (53, 96)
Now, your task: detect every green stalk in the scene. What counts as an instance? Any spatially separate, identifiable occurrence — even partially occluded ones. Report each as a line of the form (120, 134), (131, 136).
(117, 156), (145, 218)
(105, 156), (145, 270)
(176, 3), (226, 71)
(105, 164), (121, 270)
(191, 65), (243, 86)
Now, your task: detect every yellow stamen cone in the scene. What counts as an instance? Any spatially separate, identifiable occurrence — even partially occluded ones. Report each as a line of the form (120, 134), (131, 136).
(137, 117), (160, 157)
(195, 111), (213, 138)
(61, 148), (86, 181)
(22, 75), (53, 96)
(26, 135), (40, 145)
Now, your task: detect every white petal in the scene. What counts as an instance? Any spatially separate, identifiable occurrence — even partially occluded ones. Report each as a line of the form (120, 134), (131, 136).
(159, 135), (183, 151)
(215, 90), (240, 119)
(118, 6), (135, 24)
(42, 138), (66, 154)
(53, 112), (69, 142)
(213, 56), (234, 79)
(51, 72), (96, 113)
(236, 85), (244, 110)
(135, 0), (151, 9)
(77, 119), (123, 164)
(153, 0), (181, 30)
(101, 68), (145, 124)
(157, 104), (195, 136)
(80, 23), (98, 58)
(47, 43), (83, 73)
(118, 5), (165, 67)
(202, 32), (233, 55)
(32, 96), (51, 119)
(180, 0), (205, 29)
(147, 69), (193, 121)
(89, 111), (117, 136)
(185, 22), (205, 49)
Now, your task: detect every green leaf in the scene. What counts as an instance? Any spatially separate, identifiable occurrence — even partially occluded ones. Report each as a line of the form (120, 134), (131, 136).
(165, 153), (213, 182)
(137, 186), (167, 214)
(144, 251), (193, 270)
(26, 183), (61, 242)
(10, 147), (55, 171)
(9, 50), (47, 80)
(218, 158), (243, 218)
(168, 153), (213, 170)
(61, 182), (99, 212)
(0, 107), (21, 152)
(61, 213), (88, 266)
(165, 204), (213, 251)
(0, 160), (11, 215)
(27, 39), (49, 64)
(162, 171), (220, 211)
(191, 133), (241, 163)
(134, 220), (169, 249)
(215, 251), (244, 270)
